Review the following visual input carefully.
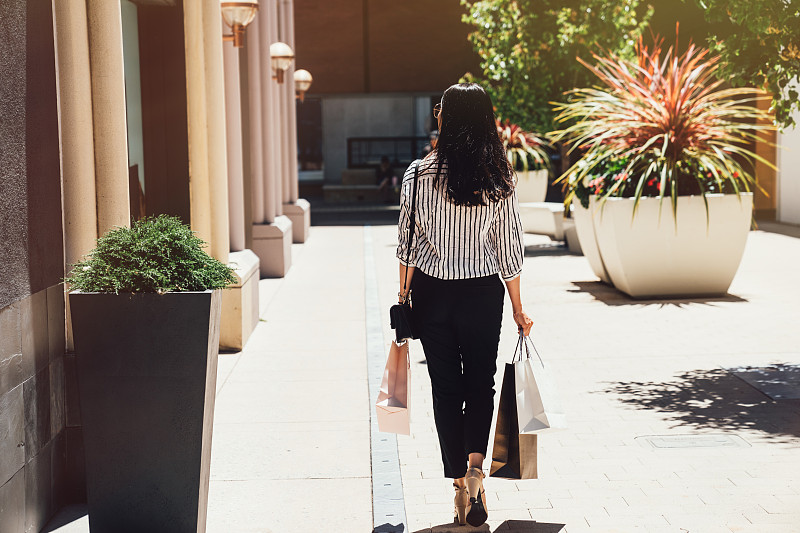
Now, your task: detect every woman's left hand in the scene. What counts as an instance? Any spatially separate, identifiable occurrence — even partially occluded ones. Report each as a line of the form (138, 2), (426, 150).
(513, 309), (534, 337)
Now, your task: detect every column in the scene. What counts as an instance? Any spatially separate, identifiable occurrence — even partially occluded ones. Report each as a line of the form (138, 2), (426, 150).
(53, 0), (98, 268)
(245, 17), (265, 224)
(264, 0), (283, 218)
(278, 0), (310, 242)
(278, 0), (293, 204)
(182, 0), (213, 249)
(220, 14), (261, 351)
(284, 0), (300, 203)
(249, 0), (292, 277)
(86, 0), (131, 234)
(274, 0), (294, 205)
(223, 23), (246, 252)
(258, 2), (278, 223)
(202, 0), (231, 263)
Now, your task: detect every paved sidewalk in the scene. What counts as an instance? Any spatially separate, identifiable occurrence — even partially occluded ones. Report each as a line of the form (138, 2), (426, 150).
(43, 222), (800, 533)
(207, 228), (373, 532)
(370, 224), (800, 533)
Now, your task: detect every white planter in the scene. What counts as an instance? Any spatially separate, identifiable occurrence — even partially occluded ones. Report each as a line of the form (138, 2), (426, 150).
(563, 218), (582, 254)
(593, 193), (753, 298)
(571, 197), (611, 284)
(515, 169), (549, 203)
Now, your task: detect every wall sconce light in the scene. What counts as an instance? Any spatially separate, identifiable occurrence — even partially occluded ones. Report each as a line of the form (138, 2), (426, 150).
(294, 69), (313, 102)
(221, 1), (259, 48)
(270, 42), (295, 83)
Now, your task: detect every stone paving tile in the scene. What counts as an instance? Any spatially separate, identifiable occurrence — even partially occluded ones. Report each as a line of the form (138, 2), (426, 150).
(206, 477), (373, 533)
(728, 526), (800, 533)
(370, 224), (800, 531)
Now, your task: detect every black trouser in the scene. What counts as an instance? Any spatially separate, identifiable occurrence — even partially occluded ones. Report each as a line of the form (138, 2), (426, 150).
(411, 269), (505, 479)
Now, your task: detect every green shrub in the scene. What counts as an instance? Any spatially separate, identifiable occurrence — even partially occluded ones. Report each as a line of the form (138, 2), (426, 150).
(461, 0), (653, 133)
(65, 215), (236, 293)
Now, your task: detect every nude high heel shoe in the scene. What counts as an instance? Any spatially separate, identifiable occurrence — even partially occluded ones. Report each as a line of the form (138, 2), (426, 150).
(453, 483), (469, 526)
(465, 467), (488, 526)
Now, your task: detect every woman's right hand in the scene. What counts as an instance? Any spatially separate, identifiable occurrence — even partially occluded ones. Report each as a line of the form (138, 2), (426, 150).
(513, 309), (533, 337)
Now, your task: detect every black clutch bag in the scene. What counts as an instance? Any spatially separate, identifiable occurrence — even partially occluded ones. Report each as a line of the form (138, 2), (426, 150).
(390, 300), (417, 342)
(391, 162), (421, 342)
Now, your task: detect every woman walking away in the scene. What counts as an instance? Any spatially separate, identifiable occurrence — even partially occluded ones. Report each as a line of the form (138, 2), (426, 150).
(396, 83), (534, 527)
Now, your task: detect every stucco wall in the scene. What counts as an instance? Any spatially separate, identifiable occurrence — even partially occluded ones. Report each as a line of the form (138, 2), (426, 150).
(0, 0), (64, 310)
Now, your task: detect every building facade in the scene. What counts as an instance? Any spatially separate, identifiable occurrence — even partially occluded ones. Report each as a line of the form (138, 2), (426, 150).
(0, 0), (306, 529)
(293, 0), (479, 184)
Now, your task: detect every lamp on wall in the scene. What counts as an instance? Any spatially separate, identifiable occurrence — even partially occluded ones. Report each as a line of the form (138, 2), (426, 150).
(294, 69), (313, 102)
(221, 1), (259, 48)
(270, 42), (295, 83)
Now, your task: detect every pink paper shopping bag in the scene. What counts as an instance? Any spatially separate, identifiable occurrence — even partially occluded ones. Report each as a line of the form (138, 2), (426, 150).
(376, 340), (410, 435)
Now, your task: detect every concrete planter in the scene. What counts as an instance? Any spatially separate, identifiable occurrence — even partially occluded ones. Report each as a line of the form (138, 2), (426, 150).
(592, 193), (753, 298)
(515, 169), (549, 203)
(563, 218), (582, 254)
(571, 196), (612, 284)
(69, 290), (222, 533)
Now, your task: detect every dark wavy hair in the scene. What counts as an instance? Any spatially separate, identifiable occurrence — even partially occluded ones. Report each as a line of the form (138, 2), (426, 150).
(429, 83), (514, 206)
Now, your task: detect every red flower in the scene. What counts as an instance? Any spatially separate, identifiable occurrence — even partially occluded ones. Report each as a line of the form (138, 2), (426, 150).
(733, 171), (739, 178)
(647, 178), (655, 187)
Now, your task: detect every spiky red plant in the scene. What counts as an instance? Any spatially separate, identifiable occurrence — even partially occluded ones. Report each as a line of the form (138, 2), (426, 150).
(497, 118), (550, 171)
(551, 36), (775, 218)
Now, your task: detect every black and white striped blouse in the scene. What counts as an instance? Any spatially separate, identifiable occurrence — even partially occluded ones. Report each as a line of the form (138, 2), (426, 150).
(396, 157), (525, 281)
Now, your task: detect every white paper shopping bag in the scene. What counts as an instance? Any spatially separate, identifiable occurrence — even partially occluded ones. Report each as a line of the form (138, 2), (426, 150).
(376, 340), (410, 435)
(514, 335), (567, 434)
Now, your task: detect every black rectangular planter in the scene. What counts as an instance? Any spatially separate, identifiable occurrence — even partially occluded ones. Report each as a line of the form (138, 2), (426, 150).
(69, 290), (222, 533)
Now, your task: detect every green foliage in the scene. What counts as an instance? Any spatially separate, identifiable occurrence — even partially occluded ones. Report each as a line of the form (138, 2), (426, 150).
(65, 215), (236, 294)
(690, 0), (800, 128)
(573, 157), (738, 209)
(461, 0), (653, 132)
(551, 39), (775, 219)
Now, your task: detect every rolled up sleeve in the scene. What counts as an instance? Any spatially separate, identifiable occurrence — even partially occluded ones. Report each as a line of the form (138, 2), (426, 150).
(396, 166), (418, 266)
(490, 190), (524, 281)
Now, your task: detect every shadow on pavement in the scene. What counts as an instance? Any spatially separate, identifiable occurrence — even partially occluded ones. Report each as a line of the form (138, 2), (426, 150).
(601, 367), (800, 442)
(411, 520), (565, 532)
(568, 281), (748, 307)
(754, 222), (800, 239)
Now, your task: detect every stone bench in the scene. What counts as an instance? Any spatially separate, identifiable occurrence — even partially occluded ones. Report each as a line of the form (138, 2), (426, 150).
(519, 201), (582, 253)
(322, 167), (401, 203)
(519, 201), (565, 240)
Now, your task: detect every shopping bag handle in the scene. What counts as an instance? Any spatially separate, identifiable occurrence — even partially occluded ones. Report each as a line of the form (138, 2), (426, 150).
(513, 333), (545, 367)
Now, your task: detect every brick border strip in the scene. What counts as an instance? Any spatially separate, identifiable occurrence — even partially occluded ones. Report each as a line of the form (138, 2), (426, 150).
(364, 227), (408, 533)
